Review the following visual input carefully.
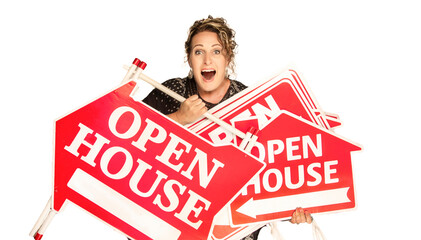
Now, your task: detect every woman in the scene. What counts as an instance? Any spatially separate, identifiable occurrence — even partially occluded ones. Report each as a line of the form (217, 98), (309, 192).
(143, 16), (244, 126)
(143, 15), (312, 240)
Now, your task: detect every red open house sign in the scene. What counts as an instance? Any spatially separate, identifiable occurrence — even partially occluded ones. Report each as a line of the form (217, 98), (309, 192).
(188, 69), (361, 238)
(52, 81), (265, 240)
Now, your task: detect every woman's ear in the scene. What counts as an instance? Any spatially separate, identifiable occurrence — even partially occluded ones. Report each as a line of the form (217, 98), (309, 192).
(187, 56), (193, 78)
(187, 56), (192, 68)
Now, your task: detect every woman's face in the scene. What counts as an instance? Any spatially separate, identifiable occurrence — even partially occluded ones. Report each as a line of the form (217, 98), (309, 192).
(189, 31), (230, 100)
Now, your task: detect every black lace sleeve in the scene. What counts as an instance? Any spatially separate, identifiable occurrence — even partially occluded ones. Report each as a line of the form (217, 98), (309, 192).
(142, 78), (187, 115)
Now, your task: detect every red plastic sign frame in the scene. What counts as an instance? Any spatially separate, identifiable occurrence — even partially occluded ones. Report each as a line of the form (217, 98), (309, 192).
(52, 81), (265, 240)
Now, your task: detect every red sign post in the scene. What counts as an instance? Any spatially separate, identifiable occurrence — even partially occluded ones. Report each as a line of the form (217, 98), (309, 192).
(188, 69), (361, 238)
(52, 81), (265, 240)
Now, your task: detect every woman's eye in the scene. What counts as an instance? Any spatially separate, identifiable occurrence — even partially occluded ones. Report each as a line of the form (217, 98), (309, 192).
(214, 49), (221, 54)
(195, 50), (203, 55)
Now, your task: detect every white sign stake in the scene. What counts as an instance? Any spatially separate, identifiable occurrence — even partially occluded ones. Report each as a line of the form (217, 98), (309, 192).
(29, 196), (56, 240)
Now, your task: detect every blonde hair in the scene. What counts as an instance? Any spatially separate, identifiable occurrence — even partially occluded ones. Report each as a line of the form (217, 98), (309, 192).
(185, 15), (237, 77)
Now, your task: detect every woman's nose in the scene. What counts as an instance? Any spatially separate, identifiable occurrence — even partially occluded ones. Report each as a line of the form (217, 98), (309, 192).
(204, 53), (212, 65)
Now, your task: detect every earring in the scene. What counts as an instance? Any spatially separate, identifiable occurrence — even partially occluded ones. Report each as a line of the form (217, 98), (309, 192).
(188, 69), (193, 78)
(225, 68), (230, 79)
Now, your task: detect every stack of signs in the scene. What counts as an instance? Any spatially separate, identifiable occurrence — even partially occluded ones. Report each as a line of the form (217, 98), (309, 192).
(187, 69), (362, 239)
(52, 81), (266, 240)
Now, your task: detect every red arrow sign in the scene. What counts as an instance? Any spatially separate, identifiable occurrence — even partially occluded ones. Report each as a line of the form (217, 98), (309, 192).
(188, 69), (339, 139)
(230, 110), (360, 225)
(52, 81), (265, 240)
(188, 69), (361, 238)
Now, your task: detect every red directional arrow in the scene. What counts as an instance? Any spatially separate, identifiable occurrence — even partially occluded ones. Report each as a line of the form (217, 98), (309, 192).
(52, 81), (265, 240)
(230, 110), (361, 225)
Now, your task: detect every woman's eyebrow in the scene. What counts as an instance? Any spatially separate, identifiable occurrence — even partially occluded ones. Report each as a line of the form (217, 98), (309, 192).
(192, 44), (204, 49)
(192, 43), (222, 49)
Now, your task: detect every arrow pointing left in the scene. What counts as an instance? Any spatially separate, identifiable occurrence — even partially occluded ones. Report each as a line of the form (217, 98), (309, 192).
(236, 187), (351, 219)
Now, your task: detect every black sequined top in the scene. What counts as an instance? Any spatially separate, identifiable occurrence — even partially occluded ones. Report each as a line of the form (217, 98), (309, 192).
(142, 76), (247, 114)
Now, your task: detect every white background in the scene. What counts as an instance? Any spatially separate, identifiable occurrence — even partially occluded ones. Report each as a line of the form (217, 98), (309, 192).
(1, 0), (420, 239)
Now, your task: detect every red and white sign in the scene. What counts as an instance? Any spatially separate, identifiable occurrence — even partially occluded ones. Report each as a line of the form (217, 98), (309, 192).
(230, 111), (360, 225)
(188, 69), (361, 238)
(52, 81), (265, 240)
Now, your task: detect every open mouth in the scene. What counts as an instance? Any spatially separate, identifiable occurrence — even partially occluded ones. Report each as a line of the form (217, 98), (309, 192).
(201, 69), (216, 81)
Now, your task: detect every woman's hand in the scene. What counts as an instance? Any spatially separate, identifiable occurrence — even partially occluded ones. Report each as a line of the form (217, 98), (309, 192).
(290, 207), (312, 224)
(168, 95), (207, 125)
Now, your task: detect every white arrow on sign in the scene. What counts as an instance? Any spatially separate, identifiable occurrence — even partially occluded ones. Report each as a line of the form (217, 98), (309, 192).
(236, 187), (351, 219)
